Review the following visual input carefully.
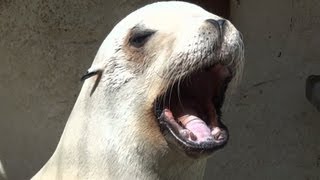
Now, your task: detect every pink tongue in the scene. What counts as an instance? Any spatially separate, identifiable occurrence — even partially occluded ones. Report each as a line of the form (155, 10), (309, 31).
(178, 115), (212, 142)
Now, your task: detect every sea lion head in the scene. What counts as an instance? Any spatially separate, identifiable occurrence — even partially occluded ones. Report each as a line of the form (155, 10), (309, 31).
(83, 1), (244, 158)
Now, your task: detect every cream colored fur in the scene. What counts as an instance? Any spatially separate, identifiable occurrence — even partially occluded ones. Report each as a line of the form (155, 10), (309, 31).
(32, 1), (244, 180)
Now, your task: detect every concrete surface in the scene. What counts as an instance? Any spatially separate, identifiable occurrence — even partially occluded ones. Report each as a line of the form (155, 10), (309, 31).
(0, 0), (319, 180)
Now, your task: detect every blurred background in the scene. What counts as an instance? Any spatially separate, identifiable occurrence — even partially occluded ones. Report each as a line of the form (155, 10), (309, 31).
(0, 0), (319, 179)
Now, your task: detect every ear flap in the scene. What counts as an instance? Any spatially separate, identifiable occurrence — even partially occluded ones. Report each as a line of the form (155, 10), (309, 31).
(80, 67), (103, 81)
(80, 67), (103, 96)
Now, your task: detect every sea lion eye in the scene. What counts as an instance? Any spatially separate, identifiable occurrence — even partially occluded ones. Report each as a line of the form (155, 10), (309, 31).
(129, 29), (155, 48)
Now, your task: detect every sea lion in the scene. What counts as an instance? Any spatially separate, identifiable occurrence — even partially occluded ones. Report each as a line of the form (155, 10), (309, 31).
(33, 1), (244, 180)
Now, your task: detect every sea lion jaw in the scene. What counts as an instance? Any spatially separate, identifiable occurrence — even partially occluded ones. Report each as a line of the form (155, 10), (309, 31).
(154, 63), (233, 158)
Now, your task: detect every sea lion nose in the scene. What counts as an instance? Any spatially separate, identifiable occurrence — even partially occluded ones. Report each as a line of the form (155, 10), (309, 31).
(205, 19), (226, 36)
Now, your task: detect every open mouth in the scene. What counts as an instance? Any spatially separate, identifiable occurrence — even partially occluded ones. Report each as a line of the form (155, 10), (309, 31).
(154, 64), (232, 158)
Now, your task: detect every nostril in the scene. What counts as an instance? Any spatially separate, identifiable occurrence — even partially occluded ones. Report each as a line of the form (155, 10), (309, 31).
(205, 19), (226, 35)
(206, 19), (218, 27)
(217, 19), (226, 30)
